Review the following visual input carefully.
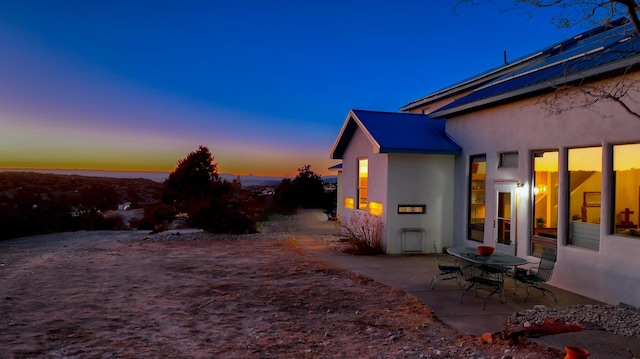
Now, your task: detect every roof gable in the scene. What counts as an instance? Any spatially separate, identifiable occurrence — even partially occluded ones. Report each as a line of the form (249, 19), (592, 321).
(330, 109), (461, 159)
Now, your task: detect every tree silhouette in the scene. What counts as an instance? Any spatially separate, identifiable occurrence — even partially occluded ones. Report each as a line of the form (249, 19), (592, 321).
(275, 165), (328, 210)
(163, 145), (219, 205)
(457, 1), (640, 33)
(157, 146), (257, 234)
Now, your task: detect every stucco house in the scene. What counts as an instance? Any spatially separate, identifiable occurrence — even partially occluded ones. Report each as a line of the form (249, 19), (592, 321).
(330, 18), (640, 307)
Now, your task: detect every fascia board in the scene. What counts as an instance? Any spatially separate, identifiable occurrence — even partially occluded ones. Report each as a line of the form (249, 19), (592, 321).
(329, 111), (356, 159)
(329, 110), (381, 159)
(429, 55), (640, 119)
(351, 111), (382, 154)
(399, 52), (543, 111)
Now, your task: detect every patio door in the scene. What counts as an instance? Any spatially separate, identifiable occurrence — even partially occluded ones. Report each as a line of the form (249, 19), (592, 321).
(494, 183), (516, 255)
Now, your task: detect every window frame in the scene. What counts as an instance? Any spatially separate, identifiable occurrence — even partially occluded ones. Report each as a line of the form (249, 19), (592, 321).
(530, 149), (559, 257)
(611, 142), (640, 238)
(357, 158), (368, 210)
(566, 146), (602, 250)
(468, 154), (487, 242)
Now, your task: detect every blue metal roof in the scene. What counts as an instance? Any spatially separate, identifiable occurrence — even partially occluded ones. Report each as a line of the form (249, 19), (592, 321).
(430, 18), (640, 117)
(330, 110), (461, 159)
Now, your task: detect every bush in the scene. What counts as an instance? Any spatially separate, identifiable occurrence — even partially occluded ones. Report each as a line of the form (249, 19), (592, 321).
(340, 212), (385, 255)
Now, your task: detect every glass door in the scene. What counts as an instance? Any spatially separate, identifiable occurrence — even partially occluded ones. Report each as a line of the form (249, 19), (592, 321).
(494, 183), (516, 255)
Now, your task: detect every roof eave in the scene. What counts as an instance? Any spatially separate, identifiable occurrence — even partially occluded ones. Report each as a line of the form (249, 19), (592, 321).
(329, 110), (381, 160)
(399, 52), (544, 112)
(430, 55), (640, 119)
(380, 148), (462, 156)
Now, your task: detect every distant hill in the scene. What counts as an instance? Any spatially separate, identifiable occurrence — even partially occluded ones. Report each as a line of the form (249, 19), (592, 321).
(219, 174), (284, 186)
(219, 174), (337, 187)
(0, 169), (337, 186)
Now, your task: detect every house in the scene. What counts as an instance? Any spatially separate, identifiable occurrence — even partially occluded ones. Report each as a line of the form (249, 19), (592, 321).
(117, 202), (131, 211)
(330, 18), (640, 306)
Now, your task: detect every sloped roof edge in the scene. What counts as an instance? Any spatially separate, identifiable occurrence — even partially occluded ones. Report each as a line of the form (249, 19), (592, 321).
(430, 49), (640, 119)
(330, 109), (462, 159)
(401, 18), (632, 113)
(330, 110), (381, 160)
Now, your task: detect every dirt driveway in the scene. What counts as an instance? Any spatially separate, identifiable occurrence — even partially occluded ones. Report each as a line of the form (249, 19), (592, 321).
(0, 213), (560, 358)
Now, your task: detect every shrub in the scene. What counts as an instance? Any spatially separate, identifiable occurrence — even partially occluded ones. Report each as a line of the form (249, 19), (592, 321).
(340, 212), (385, 255)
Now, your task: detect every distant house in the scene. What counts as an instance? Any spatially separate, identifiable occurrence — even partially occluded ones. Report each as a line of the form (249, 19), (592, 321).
(117, 202), (131, 211)
(331, 19), (640, 306)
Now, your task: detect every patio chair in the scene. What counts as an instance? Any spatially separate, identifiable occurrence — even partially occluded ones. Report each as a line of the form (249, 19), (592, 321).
(429, 238), (461, 289)
(513, 247), (557, 302)
(459, 258), (505, 309)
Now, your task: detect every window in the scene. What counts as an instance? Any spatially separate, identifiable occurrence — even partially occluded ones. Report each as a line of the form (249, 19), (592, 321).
(468, 155), (486, 242)
(612, 143), (640, 237)
(531, 150), (558, 256)
(499, 152), (519, 168)
(358, 159), (368, 210)
(369, 202), (383, 216)
(568, 147), (601, 250)
(344, 197), (354, 210)
(398, 205), (426, 214)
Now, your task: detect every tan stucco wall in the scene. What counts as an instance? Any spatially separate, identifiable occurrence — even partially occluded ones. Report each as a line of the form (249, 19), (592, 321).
(385, 154), (455, 254)
(445, 75), (640, 306)
(339, 126), (389, 247)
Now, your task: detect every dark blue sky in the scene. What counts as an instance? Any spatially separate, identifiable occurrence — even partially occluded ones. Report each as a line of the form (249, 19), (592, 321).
(0, 1), (575, 177)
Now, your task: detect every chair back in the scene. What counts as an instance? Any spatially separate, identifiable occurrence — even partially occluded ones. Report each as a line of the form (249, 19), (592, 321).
(431, 237), (444, 265)
(459, 258), (478, 281)
(536, 247), (556, 281)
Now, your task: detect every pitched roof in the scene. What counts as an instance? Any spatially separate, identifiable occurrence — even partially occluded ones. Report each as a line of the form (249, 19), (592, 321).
(411, 18), (640, 118)
(330, 109), (461, 159)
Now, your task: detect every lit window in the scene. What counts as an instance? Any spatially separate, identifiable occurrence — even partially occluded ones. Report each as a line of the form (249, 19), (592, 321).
(358, 159), (368, 210)
(369, 202), (383, 216)
(468, 155), (486, 242)
(613, 143), (640, 238)
(531, 150), (558, 256)
(568, 146), (601, 250)
(398, 205), (425, 214)
(344, 197), (354, 210)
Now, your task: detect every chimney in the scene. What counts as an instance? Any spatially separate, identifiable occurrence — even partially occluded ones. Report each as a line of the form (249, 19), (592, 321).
(504, 50), (508, 65)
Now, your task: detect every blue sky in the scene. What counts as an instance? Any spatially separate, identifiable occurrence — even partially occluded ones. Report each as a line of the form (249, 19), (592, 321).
(0, 1), (576, 177)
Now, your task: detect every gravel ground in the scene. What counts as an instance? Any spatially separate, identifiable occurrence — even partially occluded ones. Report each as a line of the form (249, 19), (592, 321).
(509, 304), (640, 338)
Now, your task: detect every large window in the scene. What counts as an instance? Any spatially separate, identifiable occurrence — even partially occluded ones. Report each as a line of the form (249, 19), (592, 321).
(531, 150), (559, 256)
(612, 143), (640, 237)
(469, 155), (486, 242)
(358, 159), (368, 210)
(568, 147), (602, 250)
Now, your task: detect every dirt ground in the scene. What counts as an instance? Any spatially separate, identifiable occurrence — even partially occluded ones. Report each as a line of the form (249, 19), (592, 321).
(0, 219), (562, 358)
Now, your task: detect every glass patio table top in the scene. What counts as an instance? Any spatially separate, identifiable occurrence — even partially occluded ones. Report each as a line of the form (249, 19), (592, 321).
(447, 247), (528, 267)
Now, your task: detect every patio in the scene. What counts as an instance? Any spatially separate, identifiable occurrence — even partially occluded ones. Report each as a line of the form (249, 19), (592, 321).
(288, 209), (640, 358)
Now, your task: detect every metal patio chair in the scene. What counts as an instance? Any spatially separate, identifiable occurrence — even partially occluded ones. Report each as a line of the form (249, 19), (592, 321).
(513, 247), (557, 302)
(459, 258), (505, 310)
(429, 238), (461, 289)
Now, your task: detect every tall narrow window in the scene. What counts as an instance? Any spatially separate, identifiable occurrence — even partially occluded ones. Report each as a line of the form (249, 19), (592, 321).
(612, 143), (640, 237)
(568, 147), (601, 250)
(358, 159), (368, 210)
(469, 155), (486, 242)
(531, 150), (559, 256)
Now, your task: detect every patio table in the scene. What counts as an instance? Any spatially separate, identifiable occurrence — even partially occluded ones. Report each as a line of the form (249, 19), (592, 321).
(447, 247), (527, 267)
(447, 247), (527, 308)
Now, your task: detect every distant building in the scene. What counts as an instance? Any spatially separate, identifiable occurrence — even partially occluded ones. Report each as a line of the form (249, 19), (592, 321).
(117, 202), (131, 211)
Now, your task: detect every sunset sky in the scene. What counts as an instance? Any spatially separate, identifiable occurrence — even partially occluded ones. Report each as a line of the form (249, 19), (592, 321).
(0, 1), (576, 178)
